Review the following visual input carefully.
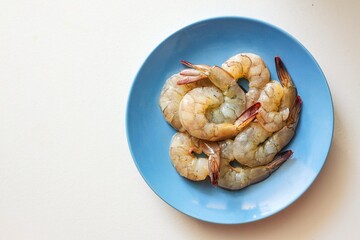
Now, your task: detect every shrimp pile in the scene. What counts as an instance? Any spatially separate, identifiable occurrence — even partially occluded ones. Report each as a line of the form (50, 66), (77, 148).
(159, 53), (302, 190)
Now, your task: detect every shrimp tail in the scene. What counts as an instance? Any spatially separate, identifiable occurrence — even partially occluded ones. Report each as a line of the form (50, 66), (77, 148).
(275, 56), (294, 88)
(201, 141), (221, 186)
(180, 60), (209, 71)
(177, 74), (206, 85)
(287, 96), (302, 126)
(267, 150), (293, 170)
(208, 154), (219, 185)
(234, 102), (261, 129)
(177, 60), (209, 85)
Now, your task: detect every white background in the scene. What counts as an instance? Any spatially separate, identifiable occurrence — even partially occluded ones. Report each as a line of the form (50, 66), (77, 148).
(1, 0), (359, 239)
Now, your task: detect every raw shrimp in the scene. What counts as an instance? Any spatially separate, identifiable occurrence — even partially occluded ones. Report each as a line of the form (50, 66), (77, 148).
(256, 56), (298, 132)
(221, 53), (270, 107)
(179, 91), (260, 141)
(178, 61), (258, 141)
(178, 60), (246, 126)
(169, 103), (261, 185)
(159, 73), (211, 131)
(217, 139), (293, 191)
(232, 96), (302, 167)
(169, 132), (221, 185)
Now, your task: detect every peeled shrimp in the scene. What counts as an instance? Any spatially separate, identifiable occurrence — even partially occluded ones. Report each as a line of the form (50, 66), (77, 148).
(178, 61), (246, 125)
(169, 103), (261, 185)
(217, 139), (293, 191)
(169, 132), (220, 185)
(221, 53), (270, 107)
(177, 61), (257, 141)
(256, 57), (298, 132)
(159, 73), (211, 131)
(232, 96), (302, 167)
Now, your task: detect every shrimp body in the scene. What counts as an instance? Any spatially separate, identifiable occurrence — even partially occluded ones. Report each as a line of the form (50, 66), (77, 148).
(256, 57), (298, 132)
(228, 57), (301, 167)
(218, 139), (293, 191)
(169, 103), (260, 184)
(177, 61), (251, 141)
(159, 73), (211, 131)
(233, 96), (302, 167)
(169, 132), (220, 184)
(179, 86), (244, 141)
(221, 53), (270, 107)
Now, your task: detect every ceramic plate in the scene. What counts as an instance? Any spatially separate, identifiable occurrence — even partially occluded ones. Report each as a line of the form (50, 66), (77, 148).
(126, 17), (334, 224)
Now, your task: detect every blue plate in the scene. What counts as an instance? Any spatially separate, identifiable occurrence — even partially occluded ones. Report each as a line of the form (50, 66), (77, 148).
(126, 17), (334, 224)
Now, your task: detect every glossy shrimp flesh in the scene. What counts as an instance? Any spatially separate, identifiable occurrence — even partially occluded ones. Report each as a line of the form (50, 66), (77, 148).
(178, 60), (246, 125)
(256, 56), (298, 132)
(159, 73), (211, 131)
(177, 61), (258, 141)
(221, 53), (271, 107)
(169, 103), (261, 185)
(169, 132), (221, 185)
(217, 139), (293, 191)
(232, 96), (302, 167)
(179, 92), (260, 141)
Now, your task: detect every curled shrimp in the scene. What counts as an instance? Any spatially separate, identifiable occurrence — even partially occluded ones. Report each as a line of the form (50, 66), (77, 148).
(229, 57), (301, 167)
(221, 53), (271, 107)
(178, 60), (246, 125)
(169, 132), (220, 185)
(232, 96), (302, 167)
(169, 103), (261, 185)
(256, 56), (298, 132)
(179, 93), (260, 141)
(177, 61), (258, 141)
(217, 139), (293, 191)
(159, 73), (212, 131)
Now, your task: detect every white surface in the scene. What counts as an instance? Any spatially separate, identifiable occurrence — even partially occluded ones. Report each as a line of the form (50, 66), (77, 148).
(0, 0), (359, 239)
